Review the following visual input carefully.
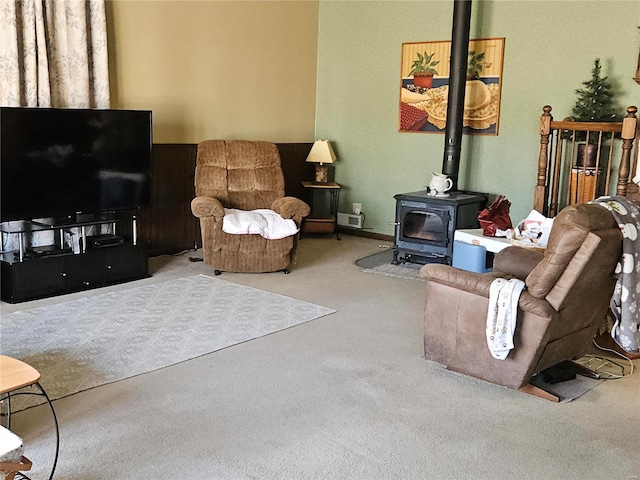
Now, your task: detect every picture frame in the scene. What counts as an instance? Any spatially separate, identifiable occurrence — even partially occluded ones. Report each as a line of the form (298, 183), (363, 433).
(399, 37), (505, 135)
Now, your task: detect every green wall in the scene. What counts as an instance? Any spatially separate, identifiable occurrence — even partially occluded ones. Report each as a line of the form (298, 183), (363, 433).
(316, 0), (640, 234)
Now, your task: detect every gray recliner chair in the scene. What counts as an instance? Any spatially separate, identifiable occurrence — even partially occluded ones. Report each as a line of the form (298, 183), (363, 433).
(420, 204), (622, 398)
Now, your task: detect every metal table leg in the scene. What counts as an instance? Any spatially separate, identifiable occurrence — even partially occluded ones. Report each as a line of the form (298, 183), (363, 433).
(330, 188), (340, 240)
(5, 384), (59, 480)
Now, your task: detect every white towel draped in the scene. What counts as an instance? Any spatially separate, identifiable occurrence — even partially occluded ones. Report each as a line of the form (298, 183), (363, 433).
(222, 208), (299, 240)
(486, 278), (526, 360)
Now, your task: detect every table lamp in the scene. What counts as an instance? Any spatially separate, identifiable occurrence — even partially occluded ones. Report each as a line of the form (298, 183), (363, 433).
(306, 140), (337, 183)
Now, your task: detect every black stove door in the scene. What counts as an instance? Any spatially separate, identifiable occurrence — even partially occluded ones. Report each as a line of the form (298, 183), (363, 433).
(394, 200), (452, 258)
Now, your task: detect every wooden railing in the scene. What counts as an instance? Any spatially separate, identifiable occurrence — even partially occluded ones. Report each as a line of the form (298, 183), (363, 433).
(534, 105), (638, 217)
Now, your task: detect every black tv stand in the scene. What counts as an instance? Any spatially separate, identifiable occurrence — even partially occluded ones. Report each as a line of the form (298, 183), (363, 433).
(1, 213), (148, 303)
(32, 211), (126, 228)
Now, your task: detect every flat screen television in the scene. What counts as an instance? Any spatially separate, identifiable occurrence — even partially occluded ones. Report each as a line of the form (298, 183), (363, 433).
(0, 107), (152, 224)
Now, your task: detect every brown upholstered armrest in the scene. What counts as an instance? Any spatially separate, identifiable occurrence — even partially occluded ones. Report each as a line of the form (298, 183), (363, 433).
(271, 197), (310, 223)
(493, 246), (545, 280)
(420, 263), (557, 319)
(518, 290), (558, 319)
(419, 264), (502, 297)
(191, 196), (225, 220)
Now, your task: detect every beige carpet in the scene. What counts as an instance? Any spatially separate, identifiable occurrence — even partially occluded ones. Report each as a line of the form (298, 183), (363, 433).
(357, 251), (605, 401)
(3, 236), (639, 480)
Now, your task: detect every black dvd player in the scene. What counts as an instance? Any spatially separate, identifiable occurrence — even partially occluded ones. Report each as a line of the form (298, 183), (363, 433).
(86, 234), (124, 248)
(25, 245), (73, 257)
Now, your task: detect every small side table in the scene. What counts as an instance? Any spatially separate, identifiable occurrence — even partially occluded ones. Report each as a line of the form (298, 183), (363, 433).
(301, 181), (341, 240)
(0, 356), (59, 480)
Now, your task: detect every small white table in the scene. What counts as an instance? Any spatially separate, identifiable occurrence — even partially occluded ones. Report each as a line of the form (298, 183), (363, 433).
(454, 229), (511, 253)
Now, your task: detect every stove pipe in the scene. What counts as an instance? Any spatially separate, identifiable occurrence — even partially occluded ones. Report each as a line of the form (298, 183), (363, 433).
(441, 0), (472, 192)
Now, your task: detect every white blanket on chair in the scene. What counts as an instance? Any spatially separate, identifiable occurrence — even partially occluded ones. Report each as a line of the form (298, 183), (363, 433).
(486, 278), (526, 360)
(222, 208), (299, 240)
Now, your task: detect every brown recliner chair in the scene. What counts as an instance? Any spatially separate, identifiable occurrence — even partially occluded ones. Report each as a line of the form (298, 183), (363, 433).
(191, 140), (310, 274)
(420, 204), (622, 397)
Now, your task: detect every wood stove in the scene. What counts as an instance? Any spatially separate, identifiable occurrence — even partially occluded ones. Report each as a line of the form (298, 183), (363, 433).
(393, 190), (486, 265)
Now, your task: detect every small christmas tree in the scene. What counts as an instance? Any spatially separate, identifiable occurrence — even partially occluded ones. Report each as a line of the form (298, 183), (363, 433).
(568, 59), (620, 169)
(571, 58), (618, 123)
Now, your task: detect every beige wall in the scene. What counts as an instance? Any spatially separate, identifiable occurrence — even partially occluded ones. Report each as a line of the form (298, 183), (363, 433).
(106, 1), (319, 143)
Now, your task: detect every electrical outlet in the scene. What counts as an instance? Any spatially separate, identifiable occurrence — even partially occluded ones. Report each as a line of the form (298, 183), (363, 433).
(352, 203), (362, 215)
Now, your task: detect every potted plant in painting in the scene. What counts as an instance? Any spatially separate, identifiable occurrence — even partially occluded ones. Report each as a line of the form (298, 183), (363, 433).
(464, 50), (490, 110)
(466, 50), (486, 80)
(569, 58), (620, 167)
(409, 52), (439, 88)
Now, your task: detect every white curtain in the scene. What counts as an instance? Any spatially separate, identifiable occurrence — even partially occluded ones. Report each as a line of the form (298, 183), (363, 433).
(0, 0), (110, 108)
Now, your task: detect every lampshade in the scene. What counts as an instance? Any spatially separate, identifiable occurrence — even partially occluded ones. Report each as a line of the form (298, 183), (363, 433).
(306, 140), (337, 165)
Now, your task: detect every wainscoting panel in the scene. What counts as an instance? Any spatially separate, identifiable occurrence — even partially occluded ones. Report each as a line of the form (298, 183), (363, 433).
(277, 142), (316, 203)
(139, 144), (200, 257)
(142, 143), (314, 257)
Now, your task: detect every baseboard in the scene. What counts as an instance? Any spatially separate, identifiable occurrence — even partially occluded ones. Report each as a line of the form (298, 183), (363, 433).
(337, 227), (393, 242)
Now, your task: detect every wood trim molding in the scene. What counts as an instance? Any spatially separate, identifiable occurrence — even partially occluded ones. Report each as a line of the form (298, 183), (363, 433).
(337, 227), (394, 243)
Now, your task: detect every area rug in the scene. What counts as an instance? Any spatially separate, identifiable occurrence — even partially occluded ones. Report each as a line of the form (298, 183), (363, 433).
(357, 250), (425, 282)
(1, 274), (336, 409)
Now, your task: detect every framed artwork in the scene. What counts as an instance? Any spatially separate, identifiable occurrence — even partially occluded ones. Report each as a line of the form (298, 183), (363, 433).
(399, 37), (505, 135)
